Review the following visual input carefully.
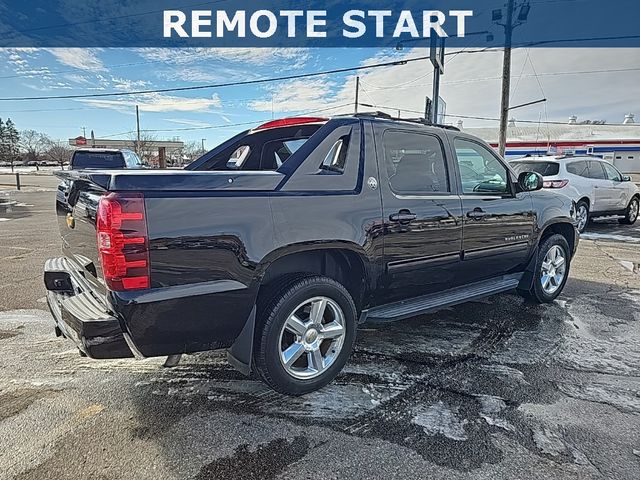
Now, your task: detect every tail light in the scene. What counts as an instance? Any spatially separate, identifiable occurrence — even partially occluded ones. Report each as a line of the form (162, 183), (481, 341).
(96, 193), (150, 291)
(543, 179), (569, 189)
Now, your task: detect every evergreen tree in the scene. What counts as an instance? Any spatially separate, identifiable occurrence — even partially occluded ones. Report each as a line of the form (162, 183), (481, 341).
(0, 118), (6, 164)
(3, 118), (20, 170)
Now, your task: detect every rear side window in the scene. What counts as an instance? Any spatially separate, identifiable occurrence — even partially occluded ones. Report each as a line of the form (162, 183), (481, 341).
(511, 161), (559, 176)
(383, 131), (449, 195)
(71, 151), (125, 169)
(566, 160), (588, 177)
(587, 161), (606, 179)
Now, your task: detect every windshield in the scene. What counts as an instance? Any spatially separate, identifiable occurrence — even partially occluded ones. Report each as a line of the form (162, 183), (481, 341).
(510, 161), (559, 177)
(72, 151), (125, 169)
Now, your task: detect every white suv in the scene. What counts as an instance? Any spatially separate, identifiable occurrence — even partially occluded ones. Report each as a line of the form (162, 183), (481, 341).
(510, 156), (639, 233)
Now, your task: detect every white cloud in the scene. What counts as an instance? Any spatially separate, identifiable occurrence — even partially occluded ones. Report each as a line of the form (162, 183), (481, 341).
(248, 78), (342, 114)
(164, 118), (213, 128)
(80, 92), (222, 113)
(110, 77), (150, 91)
(47, 48), (106, 72)
(136, 47), (310, 68)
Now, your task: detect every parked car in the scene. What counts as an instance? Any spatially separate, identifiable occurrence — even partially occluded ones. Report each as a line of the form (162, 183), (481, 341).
(44, 114), (578, 395)
(510, 155), (639, 233)
(70, 148), (147, 170)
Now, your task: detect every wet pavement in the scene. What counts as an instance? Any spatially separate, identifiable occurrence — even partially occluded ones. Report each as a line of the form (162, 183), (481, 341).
(1, 188), (639, 479)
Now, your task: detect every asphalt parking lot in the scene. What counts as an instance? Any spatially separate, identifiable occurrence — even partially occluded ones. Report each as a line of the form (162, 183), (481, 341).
(1, 175), (639, 479)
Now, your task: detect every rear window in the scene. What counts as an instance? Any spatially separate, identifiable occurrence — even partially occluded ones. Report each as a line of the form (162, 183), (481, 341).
(196, 124), (322, 171)
(510, 161), (559, 176)
(72, 152), (125, 169)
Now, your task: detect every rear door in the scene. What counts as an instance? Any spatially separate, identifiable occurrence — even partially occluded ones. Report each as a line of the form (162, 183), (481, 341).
(449, 135), (535, 282)
(377, 127), (463, 301)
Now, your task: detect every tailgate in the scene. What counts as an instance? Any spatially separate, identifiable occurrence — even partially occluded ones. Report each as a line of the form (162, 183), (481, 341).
(54, 170), (109, 296)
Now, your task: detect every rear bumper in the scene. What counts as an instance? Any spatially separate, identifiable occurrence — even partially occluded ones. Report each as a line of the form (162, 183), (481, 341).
(44, 257), (133, 359)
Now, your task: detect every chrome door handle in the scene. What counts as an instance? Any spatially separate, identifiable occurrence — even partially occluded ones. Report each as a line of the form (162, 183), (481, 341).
(389, 210), (417, 223)
(467, 208), (488, 220)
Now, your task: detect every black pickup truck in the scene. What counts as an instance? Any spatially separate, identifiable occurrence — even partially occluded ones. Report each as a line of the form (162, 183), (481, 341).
(45, 114), (578, 395)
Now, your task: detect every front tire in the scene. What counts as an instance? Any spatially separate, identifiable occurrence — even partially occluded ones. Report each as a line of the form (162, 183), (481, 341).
(253, 275), (357, 396)
(619, 197), (639, 225)
(575, 200), (589, 233)
(520, 234), (571, 303)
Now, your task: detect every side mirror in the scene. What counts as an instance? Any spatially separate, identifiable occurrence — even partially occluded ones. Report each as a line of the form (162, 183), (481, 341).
(622, 174), (632, 182)
(518, 171), (544, 192)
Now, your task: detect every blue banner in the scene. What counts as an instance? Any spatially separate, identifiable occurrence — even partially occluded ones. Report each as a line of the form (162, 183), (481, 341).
(1, 0), (639, 48)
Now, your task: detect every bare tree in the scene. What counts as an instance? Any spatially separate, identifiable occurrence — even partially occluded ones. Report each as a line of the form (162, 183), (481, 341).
(44, 141), (72, 169)
(169, 140), (201, 167)
(20, 130), (52, 166)
(129, 131), (158, 165)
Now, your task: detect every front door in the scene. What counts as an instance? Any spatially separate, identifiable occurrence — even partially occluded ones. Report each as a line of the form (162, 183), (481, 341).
(377, 128), (463, 302)
(600, 161), (629, 210)
(450, 136), (535, 282)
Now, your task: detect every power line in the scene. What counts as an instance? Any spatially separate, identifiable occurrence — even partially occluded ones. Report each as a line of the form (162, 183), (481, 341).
(358, 102), (633, 126)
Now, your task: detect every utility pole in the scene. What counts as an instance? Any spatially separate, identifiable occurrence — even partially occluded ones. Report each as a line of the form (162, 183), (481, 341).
(135, 105), (141, 155)
(498, 0), (515, 158)
(201, 138), (206, 153)
(354, 76), (360, 113)
(81, 126), (86, 138)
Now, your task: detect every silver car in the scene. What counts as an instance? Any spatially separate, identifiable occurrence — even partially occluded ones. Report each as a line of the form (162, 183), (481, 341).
(510, 156), (639, 233)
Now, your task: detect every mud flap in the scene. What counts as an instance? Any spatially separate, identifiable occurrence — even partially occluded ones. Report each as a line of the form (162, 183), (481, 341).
(226, 305), (256, 376)
(517, 247), (539, 294)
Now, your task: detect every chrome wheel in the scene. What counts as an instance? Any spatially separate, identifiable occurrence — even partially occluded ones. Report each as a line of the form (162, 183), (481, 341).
(540, 245), (567, 295)
(278, 296), (346, 380)
(576, 204), (588, 232)
(629, 199), (639, 222)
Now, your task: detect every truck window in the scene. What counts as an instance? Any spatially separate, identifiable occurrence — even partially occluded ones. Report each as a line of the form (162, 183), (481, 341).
(453, 139), (509, 194)
(198, 124), (322, 171)
(320, 136), (349, 172)
(72, 151), (125, 169)
(383, 131), (449, 195)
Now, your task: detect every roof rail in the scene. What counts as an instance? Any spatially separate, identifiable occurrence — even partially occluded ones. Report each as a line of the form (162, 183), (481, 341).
(350, 112), (460, 131)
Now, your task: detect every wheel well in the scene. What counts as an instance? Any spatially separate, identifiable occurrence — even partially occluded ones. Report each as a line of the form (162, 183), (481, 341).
(259, 249), (366, 309)
(540, 223), (576, 253)
(577, 197), (590, 209)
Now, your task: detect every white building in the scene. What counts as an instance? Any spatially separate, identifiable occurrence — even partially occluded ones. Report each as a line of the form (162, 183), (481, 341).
(464, 116), (640, 174)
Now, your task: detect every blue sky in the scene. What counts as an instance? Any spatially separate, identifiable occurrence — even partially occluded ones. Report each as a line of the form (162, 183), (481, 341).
(1, 47), (639, 149)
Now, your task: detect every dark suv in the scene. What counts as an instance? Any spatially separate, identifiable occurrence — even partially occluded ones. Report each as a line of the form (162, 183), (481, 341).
(45, 114), (578, 395)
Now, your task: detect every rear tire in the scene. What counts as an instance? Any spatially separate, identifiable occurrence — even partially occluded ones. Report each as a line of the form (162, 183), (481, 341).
(253, 275), (357, 396)
(619, 197), (639, 225)
(575, 200), (589, 233)
(519, 234), (571, 304)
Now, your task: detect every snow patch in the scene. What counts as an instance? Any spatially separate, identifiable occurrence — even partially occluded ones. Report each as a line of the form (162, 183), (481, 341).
(411, 401), (468, 441)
